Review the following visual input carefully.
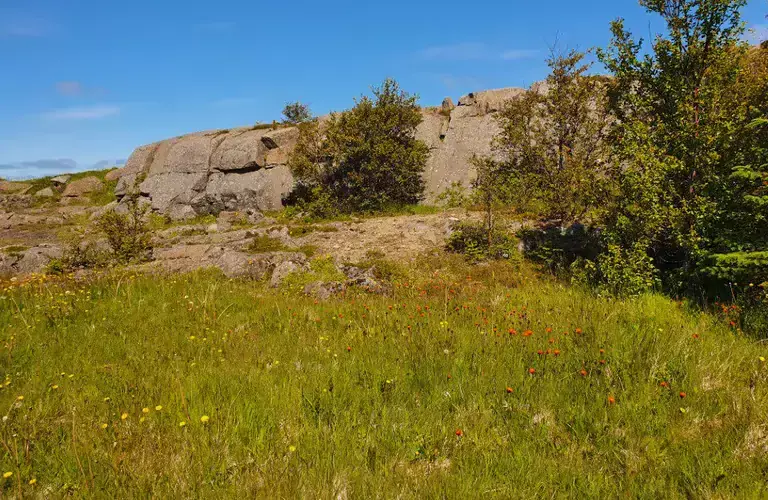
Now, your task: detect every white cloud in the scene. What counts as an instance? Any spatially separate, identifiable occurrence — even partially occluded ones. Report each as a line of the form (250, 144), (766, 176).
(42, 105), (120, 121)
(419, 42), (538, 61)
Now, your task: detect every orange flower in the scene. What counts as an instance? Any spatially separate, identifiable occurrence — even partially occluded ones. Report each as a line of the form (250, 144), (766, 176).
(679, 392), (686, 399)
(599, 359), (606, 365)
(599, 349), (605, 354)
(346, 346), (351, 352)
(508, 328), (517, 335)
(553, 349), (561, 356)
(575, 328), (583, 335)
(528, 368), (536, 375)
(506, 387), (514, 394)
(523, 330), (533, 337)
(660, 381), (669, 388)
(692, 334), (700, 340)
(608, 396), (616, 405)
(455, 429), (464, 437)
(537, 350), (544, 356)
(545, 327), (552, 333)
(580, 369), (588, 377)
(548, 338), (555, 344)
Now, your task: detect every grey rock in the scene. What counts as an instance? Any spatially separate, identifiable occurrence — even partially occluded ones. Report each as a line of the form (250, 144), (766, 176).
(35, 187), (55, 198)
(303, 281), (346, 300)
(50, 175), (71, 185)
(62, 176), (104, 197)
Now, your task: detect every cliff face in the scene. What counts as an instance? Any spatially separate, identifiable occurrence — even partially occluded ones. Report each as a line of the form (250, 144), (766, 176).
(116, 87), (524, 219)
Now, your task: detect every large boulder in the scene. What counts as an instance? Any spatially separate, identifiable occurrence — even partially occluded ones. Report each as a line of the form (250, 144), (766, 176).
(63, 176), (104, 197)
(0, 244), (63, 276)
(114, 85), (530, 218)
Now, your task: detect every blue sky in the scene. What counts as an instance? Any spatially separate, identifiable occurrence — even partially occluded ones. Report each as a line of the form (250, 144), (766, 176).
(1, 0), (766, 178)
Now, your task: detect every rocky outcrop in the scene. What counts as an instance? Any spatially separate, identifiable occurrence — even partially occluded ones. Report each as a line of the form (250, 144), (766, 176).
(63, 176), (104, 197)
(115, 87), (526, 219)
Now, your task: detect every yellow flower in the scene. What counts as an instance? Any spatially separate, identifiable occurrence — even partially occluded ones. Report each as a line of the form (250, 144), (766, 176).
(139, 417), (146, 423)
(28, 478), (37, 485)
(101, 423), (108, 429)
(760, 356), (766, 363)
(179, 421), (187, 427)
(121, 413), (128, 420)
(16, 395), (23, 401)
(142, 407), (150, 414)
(200, 415), (210, 423)
(3, 471), (12, 479)
(51, 385), (59, 390)
(155, 405), (163, 411)
(288, 445), (296, 452)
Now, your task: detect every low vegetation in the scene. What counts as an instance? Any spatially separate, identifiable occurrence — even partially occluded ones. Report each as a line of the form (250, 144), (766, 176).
(0, 257), (766, 497)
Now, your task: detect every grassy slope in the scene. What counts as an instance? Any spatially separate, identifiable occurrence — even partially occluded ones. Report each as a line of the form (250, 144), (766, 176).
(0, 256), (766, 497)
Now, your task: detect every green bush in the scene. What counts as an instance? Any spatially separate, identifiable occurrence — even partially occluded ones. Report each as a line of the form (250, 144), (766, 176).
(287, 78), (429, 214)
(96, 197), (153, 265)
(446, 222), (518, 262)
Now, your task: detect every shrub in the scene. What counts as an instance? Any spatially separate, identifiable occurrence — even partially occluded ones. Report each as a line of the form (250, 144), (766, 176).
(435, 182), (469, 208)
(287, 78), (429, 214)
(446, 222), (518, 262)
(282, 102), (312, 125)
(95, 195), (153, 265)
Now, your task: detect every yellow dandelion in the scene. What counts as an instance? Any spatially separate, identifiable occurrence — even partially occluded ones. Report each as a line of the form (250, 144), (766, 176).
(155, 405), (163, 411)
(28, 478), (37, 485)
(101, 423), (108, 429)
(760, 356), (766, 363)
(16, 395), (23, 401)
(179, 421), (187, 427)
(288, 445), (296, 452)
(51, 385), (59, 390)
(103, 397), (111, 402)
(121, 413), (128, 420)
(142, 407), (150, 414)
(3, 471), (12, 479)
(200, 415), (210, 423)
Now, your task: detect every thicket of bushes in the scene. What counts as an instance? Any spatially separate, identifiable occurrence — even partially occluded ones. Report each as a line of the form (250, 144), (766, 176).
(446, 0), (768, 335)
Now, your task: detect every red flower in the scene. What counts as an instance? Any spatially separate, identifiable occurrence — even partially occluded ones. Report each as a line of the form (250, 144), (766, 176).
(346, 346), (352, 352)
(660, 381), (668, 388)
(608, 396), (616, 405)
(528, 368), (536, 375)
(506, 387), (514, 393)
(679, 392), (686, 399)
(455, 429), (464, 437)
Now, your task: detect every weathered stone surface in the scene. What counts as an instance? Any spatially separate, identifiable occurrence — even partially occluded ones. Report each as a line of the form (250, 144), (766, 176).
(0, 181), (31, 194)
(303, 281), (346, 300)
(104, 168), (125, 182)
(35, 187), (55, 198)
(0, 244), (62, 276)
(62, 176), (104, 197)
(270, 259), (308, 287)
(113, 86), (529, 218)
(50, 175), (71, 185)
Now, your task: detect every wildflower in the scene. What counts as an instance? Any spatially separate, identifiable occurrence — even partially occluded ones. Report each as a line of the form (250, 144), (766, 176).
(51, 385), (59, 390)
(679, 407), (687, 414)
(599, 360), (606, 365)
(523, 330), (533, 337)
(179, 421), (187, 427)
(200, 415), (210, 423)
(506, 387), (514, 394)
(346, 346), (351, 352)
(455, 429), (463, 437)
(760, 357), (765, 363)
(553, 349), (561, 356)
(29, 478), (37, 485)
(679, 392), (686, 399)
(580, 369), (588, 377)
(155, 405), (163, 411)
(608, 396), (616, 405)
(528, 368), (536, 375)
(16, 395), (23, 401)
(575, 328), (582, 335)
(3, 472), (12, 479)
(139, 417), (146, 423)
(142, 407), (150, 414)
(660, 381), (669, 388)
(692, 334), (700, 340)
(289, 445), (296, 452)
(101, 423), (108, 429)
(103, 397), (111, 402)
(121, 413), (128, 420)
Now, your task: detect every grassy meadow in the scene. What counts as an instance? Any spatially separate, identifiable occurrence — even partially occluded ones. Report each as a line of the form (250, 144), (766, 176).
(0, 255), (767, 498)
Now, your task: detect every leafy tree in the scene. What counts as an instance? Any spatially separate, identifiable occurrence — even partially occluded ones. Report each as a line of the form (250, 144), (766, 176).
(282, 101), (312, 125)
(287, 78), (429, 214)
(490, 50), (613, 224)
(596, 0), (757, 296)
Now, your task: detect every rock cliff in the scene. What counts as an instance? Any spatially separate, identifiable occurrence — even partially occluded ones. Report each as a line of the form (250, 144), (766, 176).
(116, 87), (525, 218)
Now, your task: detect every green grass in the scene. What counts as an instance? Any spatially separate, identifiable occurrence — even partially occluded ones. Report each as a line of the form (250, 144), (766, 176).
(0, 257), (766, 497)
